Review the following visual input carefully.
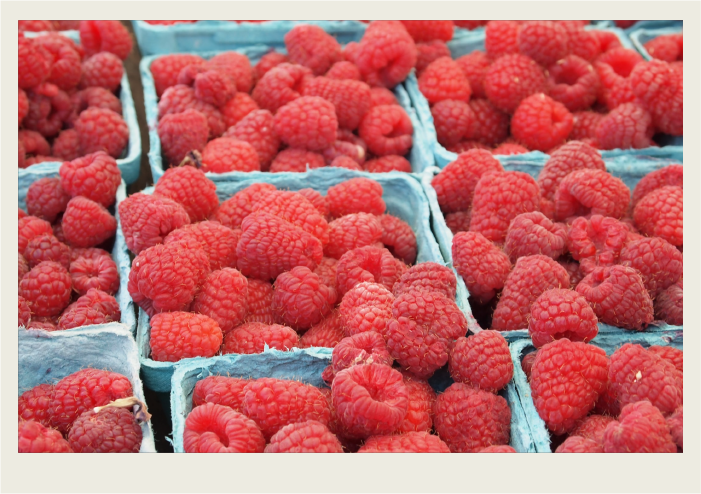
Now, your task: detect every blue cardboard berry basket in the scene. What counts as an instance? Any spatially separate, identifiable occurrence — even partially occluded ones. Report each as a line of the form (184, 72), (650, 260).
(509, 328), (683, 453)
(133, 167), (476, 393)
(18, 324), (156, 452)
(131, 20), (368, 56)
(140, 44), (435, 183)
(20, 31), (142, 185)
(18, 175), (137, 335)
(420, 154), (683, 340)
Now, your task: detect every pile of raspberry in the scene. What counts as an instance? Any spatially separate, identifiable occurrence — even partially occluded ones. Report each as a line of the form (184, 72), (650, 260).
(19, 151), (123, 331)
(120, 168), (428, 364)
(152, 21), (435, 174)
(18, 368), (148, 453)
(418, 20), (682, 155)
(522, 340), (683, 453)
(440, 142), (682, 333)
(18, 21), (133, 168)
(18, 20), (81, 32)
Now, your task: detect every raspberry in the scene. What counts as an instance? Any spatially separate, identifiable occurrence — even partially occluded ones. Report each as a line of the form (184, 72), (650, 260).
(511, 93), (573, 151)
(594, 48), (643, 110)
(150, 312), (222, 362)
(596, 102), (655, 151)
(80, 52), (123, 92)
(351, 21), (417, 88)
(61, 197), (116, 248)
(619, 237), (682, 296)
(484, 54), (547, 113)
(48, 368), (132, 433)
(359, 432), (450, 453)
(269, 148), (325, 173)
(537, 140), (606, 203)
(336, 246), (403, 297)
(329, 156), (362, 170)
(326, 61), (362, 81)
(273, 96), (338, 151)
(157, 109), (209, 166)
(272, 266), (335, 330)
(222, 322), (299, 355)
(563, 26), (602, 63)
(19, 130), (51, 158)
(118, 193), (190, 255)
(433, 383), (511, 452)
(18, 384), (54, 426)
(325, 213), (383, 260)
(252, 63), (312, 114)
(19, 87), (29, 126)
(648, 346), (683, 376)
(60, 151), (121, 207)
(518, 21), (569, 67)
(571, 414), (616, 444)
(358, 105), (413, 157)
(331, 331), (393, 377)
(150, 54), (205, 97)
(554, 169), (630, 221)
(193, 376), (250, 411)
(18, 216), (53, 254)
(220, 93), (259, 128)
(479, 445), (517, 452)
(243, 378), (331, 440)
(200, 137), (261, 174)
(418, 57), (471, 104)
(19, 261), (71, 317)
(369, 87), (399, 107)
(24, 85), (73, 138)
(70, 247), (111, 263)
(297, 188), (328, 219)
(252, 190), (330, 246)
(18, 421), (73, 453)
(205, 52), (253, 94)
(528, 288), (598, 348)
(33, 36), (82, 91)
(393, 375), (436, 433)
(399, 20), (453, 43)
(243, 279), (275, 324)
(339, 282), (394, 337)
(49, 129), (80, 161)
(455, 51), (490, 100)
(190, 268), (248, 334)
(555, 436), (604, 453)
(609, 343), (682, 414)
(547, 55), (600, 112)
(79, 21), (132, 60)
(284, 24), (342, 76)
(154, 166), (219, 223)
(69, 254), (119, 295)
(630, 60), (683, 136)
(591, 30), (623, 52)
(266, 420), (343, 453)
(655, 280), (683, 325)
(377, 214), (416, 265)
(393, 289), (467, 340)
(450, 331), (513, 393)
(302, 77), (371, 131)
(158, 85), (225, 138)
(452, 231), (510, 304)
(18, 296), (31, 327)
(576, 266), (654, 330)
(567, 215), (629, 274)
(431, 99), (474, 147)
(432, 149), (503, 214)
(667, 405), (683, 450)
(184, 403), (265, 453)
(521, 350), (538, 381)
(67, 407), (141, 453)
(385, 317), (449, 379)
(485, 21), (521, 59)
(603, 401), (677, 453)
(504, 212), (567, 263)
(236, 212), (323, 281)
(570, 111), (604, 141)
(631, 165), (683, 208)
(470, 171), (541, 244)
(18, 20), (54, 32)
(645, 34), (683, 62)
(18, 35), (51, 89)
(25, 178), (69, 225)
(327, 178), (386, 218)
(332, 363), (408, 439)
(300, 310), (345, 348)
(191, 69), (236, 108)
(314, 256), (338, 287)
(75, 107), (129, 158)
(215, 184), (277, 232)
(392, 262), (456, 300)
(633, 186), (683, 247)
(128, 241), (210, 316)
(57, 305), (108, 330)
(415, 41), (451, 76)
(73, 288), (120, 320)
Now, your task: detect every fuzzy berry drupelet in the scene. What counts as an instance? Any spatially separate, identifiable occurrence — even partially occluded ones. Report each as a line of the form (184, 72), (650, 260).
(18, 383), (54, 427)
(655, 280), (683, 326)
(547, 55), (600, 112)
(284, 24), (342, 76)
(518, 21), (569, 67)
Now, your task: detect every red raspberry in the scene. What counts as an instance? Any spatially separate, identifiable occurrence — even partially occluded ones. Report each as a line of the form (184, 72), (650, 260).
(400, 21), (453, 43)
(554, 169), (630, 221)
(431, 99), (474, 147)
(385, 317), (449, 379)
(57, 305), (109, 330)
(24, 84), (73, 138)
(576, 265), (653, 330)
(667, 405), (683, 450)
(18, 296), (31, 327)
(394, 374), (436, 433)
(562, 26), (602, 63)
(631, 164), (682, 208)
(192, 376), (250, 411)
(518, 21), (569, 67)
(537, 140), (606, 204)
(80, 52), (123, 92)
(463, 100), (510, 148)
(329, 156), (362, 170)
(74, 288), (120, 321)
(18, 383), (54, 426)
(70, 247), (111, 263)
(528, 288), (598, 348)
(570, 111), (604, 141)
(61, 197), (116, 248)
(392, 262), (456, 299)
(339, 282), (394, 337)
(18, 216), (53, 254)
(351, 21), (417, 89)
(268, 148), (324, 173)
(19, 261), (71, 317)
(332, 363), (408, 439)
(336, 246), (403, 297)
(284, 24), (342, 76)
(609, 343), (682, 414)
(433, 383), (511, 452)
(244, 279), (275, 324)
(571, 414), (616, 444)
(452, 231), (511, 304)
(214, 183), (276, 230)
(547, 55), (600, 112)
(205, 51), (253, 94)
(79, 20), (132, 60)
(19, 129), (51, 158)
(511, 93), (573, 151)
(655, 280), (683, 325)
(415, 41), (451, 76)
(68, 407), (141, 453)
(555, 436), (604, 453)
(521, 350), (538, 381)
(157, 109), (209, 166)
(620, 237), (682, 296)
(393, 290), (467, 340)
(273, 96), (338, 151)
(418, 57), (471, 104)
(594, 48), (643, 110)
(201, 137), (260, 174)
(150, 311), (222, 362)
(184, 403), (265, 453)
(18, 420), (73, 453)
(74, 107), (128, 158)
(19, 87), (29, 125)
(297, 188), (328, 220)
(51, 129), (81, 161)
(364, 156), (411, 174)
(18, 35), (51, 89)
(265, 420), (343, 453)
(327, 178), (386, 218)
(273, 266), (335, 330)
(484, 54), (547, 113)
(302, 77), (371, 131)
(154, 166), (219, 223)
(479, 445), (517, 452)
(378, 214), (416, 265)
(243, 378), (331, 440)
(504, 212), (567, 263)
(633, 186), (683, 247)
(596, 103), (655, 151)
(158, 85), (225, 138)
(630, 60), (683, 136)
(485, 21), (521, 59)
(33, 35), (82, 91)
(220, 93), (259, 128)
(25, 178), (69, 226)
(450, 331), (513, 393)
(49, 368), (133, 434)
(69, 254), (119, 295)
(359, 432), (450, 453)
(222, 322), (299, 355)
(645, 34), (683, 62)
(567, 215), (629, 274)
(313, 256), (338, 290)
(252, 63), (312, 114)
(331, 331), (393, 377)
(530, 339), (609, 434)
(603, 401), (677, 453)
(150, 54), (205, 97)
(128, 241), (209, 316)
(191, 69), (236, 108)
(358, 105), (413, 157)
(300, 310), (345, 348)
(325, 213), (383, 260)
(190, 268), (248, 334)
(60, 152), (121, 207)
(455, 51), (490, 100)
(369, 87), (399, 107)
(326, 61), (361, 81)
(118, 193), (190, 254)
(648, 346), (683, 376)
